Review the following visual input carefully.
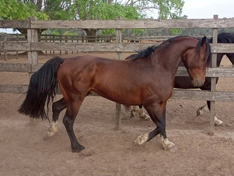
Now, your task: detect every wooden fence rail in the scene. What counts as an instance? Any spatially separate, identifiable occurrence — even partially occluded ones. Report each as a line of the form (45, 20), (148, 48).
(1, 16), (234, 132)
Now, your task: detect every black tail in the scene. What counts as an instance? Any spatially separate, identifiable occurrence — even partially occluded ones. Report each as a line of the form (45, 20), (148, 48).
(18, 56), (64, 120)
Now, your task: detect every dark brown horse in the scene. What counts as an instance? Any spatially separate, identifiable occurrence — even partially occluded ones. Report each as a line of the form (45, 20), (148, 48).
(18, 36), (211, 152)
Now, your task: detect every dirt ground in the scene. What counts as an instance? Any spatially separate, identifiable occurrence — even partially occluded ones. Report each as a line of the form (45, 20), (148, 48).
(1, 52), (234, 176)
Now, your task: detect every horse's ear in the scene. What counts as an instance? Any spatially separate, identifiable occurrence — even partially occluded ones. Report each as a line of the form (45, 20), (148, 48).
(201, 36), (207, 46)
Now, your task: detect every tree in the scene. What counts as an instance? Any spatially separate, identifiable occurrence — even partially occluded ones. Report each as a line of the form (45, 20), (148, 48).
(72, 0), (184, 38)
(0, 0), (48, 20)
(0, 0), (184, 37)
(0, 0), (48, 34)
(72, 0), (143, 40)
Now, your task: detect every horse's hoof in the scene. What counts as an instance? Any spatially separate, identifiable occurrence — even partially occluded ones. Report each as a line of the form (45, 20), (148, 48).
(214, 118), (224, 127)
(196, 110), (202, 116)
(134, 133), (149, 145)
(72, 145), (85, 153)
(215, 122), (224, 127)
(140, 115), (151, 121)
(79, 149), (95, 156)
(167, 145), (178, 152)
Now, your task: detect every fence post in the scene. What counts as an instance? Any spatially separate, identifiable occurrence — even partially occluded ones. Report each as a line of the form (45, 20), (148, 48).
(45, 34), (48, 55)
(27, 17), (39, 123)
(16, 33), (19, 59)
(115, 17), (122, 130)
(209, 15), (218, 135)
(65, 36), (68, 55)
(0, 34), (8, 60)
(53, 35), (55, 55)
(60, 34), (62, 55)
(27, 17), (38, 66)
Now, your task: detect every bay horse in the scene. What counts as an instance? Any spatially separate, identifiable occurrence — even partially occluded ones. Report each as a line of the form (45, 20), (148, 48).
(132, 32), (234, 126)
(18, 36), (211, 153)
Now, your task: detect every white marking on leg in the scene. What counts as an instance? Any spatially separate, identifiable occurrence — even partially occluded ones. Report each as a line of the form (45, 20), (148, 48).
(197, 104), (209, 116)
(130, 109), (137, 118)
(134, 133), (149, 145)
(47, 121), (58, 137)
(214, 116), (223, 126)
(138, 108), (150, 120)
(160, 135), (176, 151)
(130, 106), (139, 118)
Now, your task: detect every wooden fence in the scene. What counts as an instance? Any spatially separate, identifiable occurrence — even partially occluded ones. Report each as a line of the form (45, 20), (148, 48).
(1, 16), (234, 133)
(1, 33), (169, 58)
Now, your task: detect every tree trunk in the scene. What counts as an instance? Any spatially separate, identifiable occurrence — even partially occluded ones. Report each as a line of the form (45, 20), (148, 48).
(84, 29), (97, 42)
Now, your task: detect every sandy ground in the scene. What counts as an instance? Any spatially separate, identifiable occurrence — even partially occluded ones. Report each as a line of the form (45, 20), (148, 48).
(1, 53), (234, 176)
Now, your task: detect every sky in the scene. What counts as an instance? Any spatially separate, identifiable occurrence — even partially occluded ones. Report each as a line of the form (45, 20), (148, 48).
(182, 0), (233, 19)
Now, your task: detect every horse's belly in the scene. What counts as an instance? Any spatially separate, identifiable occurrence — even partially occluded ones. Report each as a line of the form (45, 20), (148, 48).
(92, 88), (142, 106)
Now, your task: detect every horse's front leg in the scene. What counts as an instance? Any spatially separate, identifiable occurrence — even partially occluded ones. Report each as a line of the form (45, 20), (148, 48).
(134, 102), (177, 152)
(44, 98), (67, 140)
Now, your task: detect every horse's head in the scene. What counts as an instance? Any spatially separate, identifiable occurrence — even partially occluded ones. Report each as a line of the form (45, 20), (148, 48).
(182, 36), (211, 87)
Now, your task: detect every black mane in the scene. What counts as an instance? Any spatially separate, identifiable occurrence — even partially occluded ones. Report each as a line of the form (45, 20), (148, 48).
(125, 45), (157, 60)
(125, 35), (194, 60)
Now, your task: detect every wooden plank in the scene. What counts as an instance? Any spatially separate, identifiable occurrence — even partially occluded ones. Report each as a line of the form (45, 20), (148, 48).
(3, 42), (30, 51)
(31, 42), (151, 52)
(171, 89), (234, 102)
(2, 41), (234, 53)
(1, 84), (234, 102)
(177, 67), (234, 78)
(29, 19), (234, 29)
(2, 63), (234, 78)
(31, 42), (119, 52)
(0, 20), (30, 28)
(211, 43), (234, 53)
(0, 63), (31, 72)
(0, 84), (29, 94)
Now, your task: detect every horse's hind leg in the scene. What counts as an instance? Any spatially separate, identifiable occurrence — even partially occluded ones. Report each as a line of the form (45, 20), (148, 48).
(63, 100), (85, 152)
(196, 103), (209, 116)
(138, 107), (150, 120)
(196, 101), (223, 126)
(44, 98), (67, 139)
(130, 106), (150, 120)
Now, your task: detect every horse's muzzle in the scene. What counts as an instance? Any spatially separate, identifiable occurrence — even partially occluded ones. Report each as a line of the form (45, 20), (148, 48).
(191, 78), (205, 87)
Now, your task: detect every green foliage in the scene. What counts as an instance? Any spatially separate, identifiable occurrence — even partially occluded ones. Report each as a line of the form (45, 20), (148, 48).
(0, 0), (48, 20)
(44, 0), (76, 20)
(0, 0), (185, 36)
(157, 0), (185, 19)
(73, 0), (143, 20)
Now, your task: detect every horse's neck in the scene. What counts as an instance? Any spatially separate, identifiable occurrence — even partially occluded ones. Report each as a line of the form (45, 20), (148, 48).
(157, 40), (192, 72)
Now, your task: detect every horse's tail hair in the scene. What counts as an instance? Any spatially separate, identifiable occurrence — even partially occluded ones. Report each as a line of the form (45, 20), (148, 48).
(18, 56), (64, 120)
